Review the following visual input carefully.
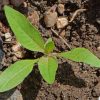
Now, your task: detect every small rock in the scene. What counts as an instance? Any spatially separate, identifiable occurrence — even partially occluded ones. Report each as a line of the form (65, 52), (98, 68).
(60, 30), (66, 37)
(12, 43), (22, 52)
(28, 10), (39, 26)
(56, 17), (68, 29)
(14, 51), (24, 58)
(97, 46), (100, 51)
(10, 0), (25, 7)
(12, 42), (24, 58)
(12, 56), (18, 62)
(5, 32), (12, 41)
(44, 11), (57, 27)
(57, 4), (65, 14)
(2, 26), (10, 33)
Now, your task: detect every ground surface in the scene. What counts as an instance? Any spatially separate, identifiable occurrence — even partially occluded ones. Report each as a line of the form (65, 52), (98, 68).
(0, 0), (100, 100)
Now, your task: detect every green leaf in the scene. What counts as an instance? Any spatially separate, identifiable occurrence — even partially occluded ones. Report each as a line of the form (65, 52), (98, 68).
(59, 48), (100, 68)
(0, 60), (37, 92)
(4, 6), (45, 52)
(38, 56), (58, 84)
(44, 38), (55, 54)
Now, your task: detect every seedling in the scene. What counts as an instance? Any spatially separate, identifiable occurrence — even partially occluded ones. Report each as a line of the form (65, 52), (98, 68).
(0, 6), (100, 92)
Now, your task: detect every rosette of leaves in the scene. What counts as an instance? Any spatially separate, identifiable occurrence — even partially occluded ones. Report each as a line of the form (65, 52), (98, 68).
(0, 6), (100, 92)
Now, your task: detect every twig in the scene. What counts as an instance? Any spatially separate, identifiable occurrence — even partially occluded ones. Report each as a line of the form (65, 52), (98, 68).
(3, 41), (16, 44)
(51, 28), (71, 49)
(69, 9), (87, 23)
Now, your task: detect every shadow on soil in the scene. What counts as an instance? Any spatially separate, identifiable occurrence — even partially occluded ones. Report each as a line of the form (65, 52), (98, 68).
(0, 66), (42, 100)
(0, 62), (86, 100)
(20, 62), (86, 100)
(20, 66), (42, 100)
(86, 0), (100, 31)
(57, 62), (86, 88)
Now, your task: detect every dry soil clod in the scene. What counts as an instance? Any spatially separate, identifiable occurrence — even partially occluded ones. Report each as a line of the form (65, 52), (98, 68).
(4, 32), (12, 42)
(14, 51), (24, 58)
(12, 42), (24, 58)
(44, 5), (58, 28)
(60, 30), (66, 38)
(97, 46), (100, 52)
(44, 11), (58, 28)
(28, 10), (39, 27)
(56, 17), (68, 29)
(12, 42), (22, 52)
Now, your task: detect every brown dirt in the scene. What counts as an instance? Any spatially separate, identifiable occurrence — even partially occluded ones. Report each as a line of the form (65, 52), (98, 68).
(0, 0), (100, 100)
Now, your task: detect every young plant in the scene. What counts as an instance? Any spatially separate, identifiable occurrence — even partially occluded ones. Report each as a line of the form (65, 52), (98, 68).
(0, 5), (100, 92)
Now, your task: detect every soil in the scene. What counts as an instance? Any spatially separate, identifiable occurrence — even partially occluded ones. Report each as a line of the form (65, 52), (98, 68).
(0, 0), (100, 100)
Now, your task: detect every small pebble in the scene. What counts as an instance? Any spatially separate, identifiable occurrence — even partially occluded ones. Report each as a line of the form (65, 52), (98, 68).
(12, 42), (24, 58)
(12, 56), (18, 62)
(60, 30), (66, 37)
(12, 43), (21, 52)
(5, 32), (12, 41)
(14, 51), (24, 58)
(57, 4), (65, 14)
(44, 11), (57, 27)
(56, 17), (68, 29)
(28, 10), (39, 26)
(97, 46), (100, 51)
